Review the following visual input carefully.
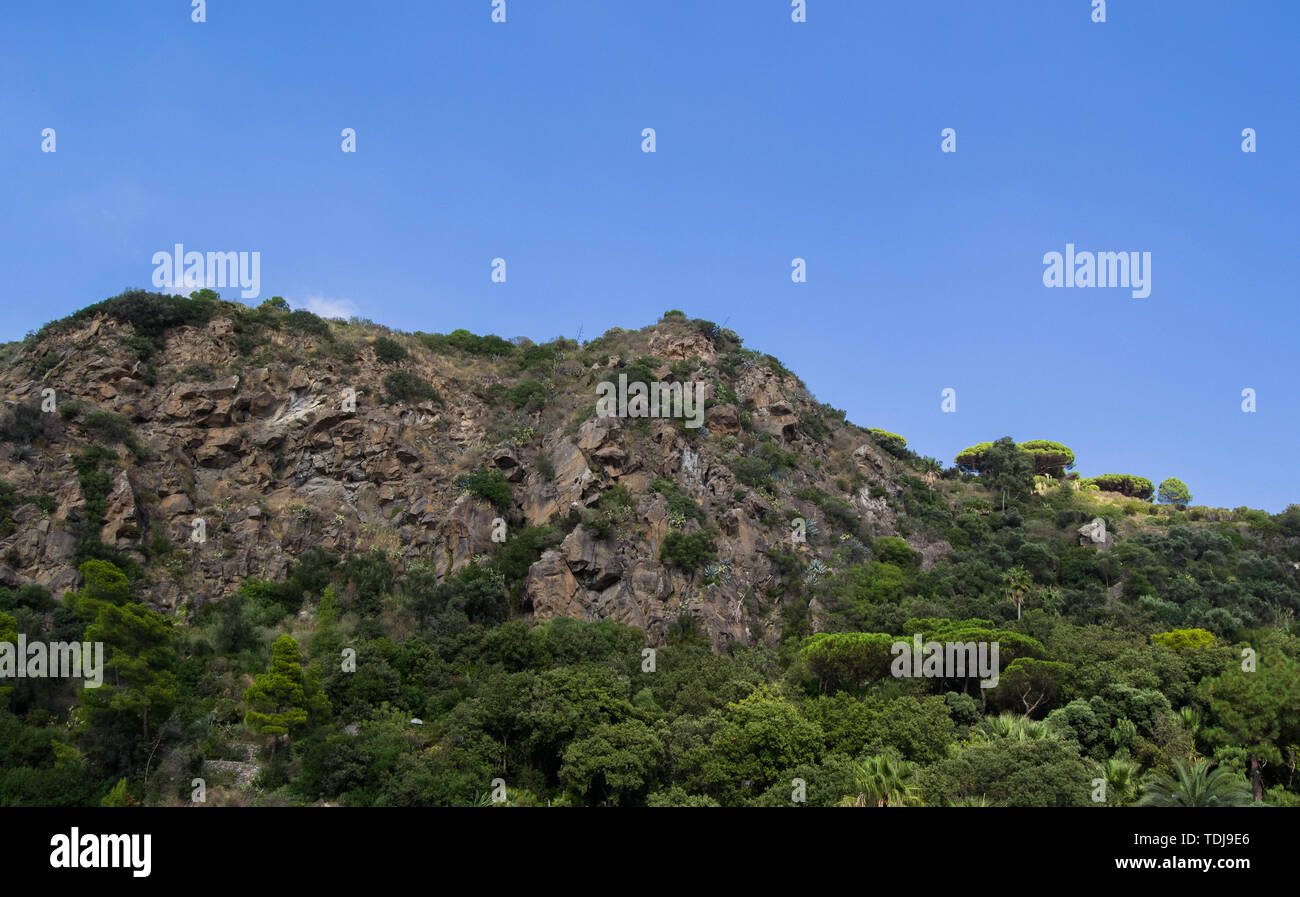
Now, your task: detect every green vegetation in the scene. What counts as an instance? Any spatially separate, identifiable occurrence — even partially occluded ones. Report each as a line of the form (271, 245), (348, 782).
(1, 300), (1294, 809)
(454, 468), (513, 512)
(1085, 474), (1155, 500)
(417, 329), (514, 357)
(372, 336), (408, 364)
(381, 371), (443, 406)
(659, 530), (717, 571)
(1158, 477), (1193, 509)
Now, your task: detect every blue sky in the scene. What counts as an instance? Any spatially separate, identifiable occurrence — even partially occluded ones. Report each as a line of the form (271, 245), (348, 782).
(2, 1), (1296, 510)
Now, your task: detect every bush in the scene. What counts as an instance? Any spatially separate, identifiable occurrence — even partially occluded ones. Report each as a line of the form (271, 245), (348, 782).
(179, 362), (218, 381)
(418, 329), (514, 357)
(454, 469), (513, 512)
(382, 371), (443, 405)
(660, 530), (716, 571)
(81, 411), (134, 444)
(873, 536), (918, 569)
(51, 289), (219, 359)
(649, 478), (705, 523)
(283, 309), (334, 340)
(0, 403), (51, 445)
(372, 336), (408, 364)
(505, 379), (546, 411)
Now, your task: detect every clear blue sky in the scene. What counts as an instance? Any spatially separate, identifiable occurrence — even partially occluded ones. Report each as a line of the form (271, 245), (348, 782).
(2, 1), (1296, 511)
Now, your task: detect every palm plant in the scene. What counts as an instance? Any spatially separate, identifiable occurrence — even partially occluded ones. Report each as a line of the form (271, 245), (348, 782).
(1096, 756), (1142, 806)
(847, 752), (920, 807)
(972, 712), (1056, 743)
(1138, 759), (1252, 807)
(1005, 565), (1032, 619)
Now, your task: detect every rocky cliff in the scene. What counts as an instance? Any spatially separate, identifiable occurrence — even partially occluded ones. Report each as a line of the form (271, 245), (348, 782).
(0, 293), (940, 649)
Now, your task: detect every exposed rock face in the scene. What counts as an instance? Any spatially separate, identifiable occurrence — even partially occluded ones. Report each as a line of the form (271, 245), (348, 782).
(1078, 519), (1113, 550)
(0, 307), (946, 650)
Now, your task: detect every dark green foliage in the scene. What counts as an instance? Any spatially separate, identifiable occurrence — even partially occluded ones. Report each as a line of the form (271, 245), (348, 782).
(418, 329), (514, 357)
(47, 289), (218, 361)
(283, 309), (334, 340)
(80, 410), (134, 445)
(873, 536), (918, 569)
(727, 438), (799, 489)
(372, 336), (408, 363)
(659, 530), (716, 570)
(504, 379), (546, 411)
(382, 371), (443, 405)
(648, 478), (705, 523)
(0, 402), (52, 445)
(454, 468), (513, 512)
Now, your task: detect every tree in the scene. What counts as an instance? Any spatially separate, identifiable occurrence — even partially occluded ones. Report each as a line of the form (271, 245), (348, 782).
(954, 442), (995, 474)
(919, 737), (1091, 807)
(994, 658), (1071, 717)
(81, 600), (177, 740)
(244, 635), (327, 743)
(1005, 565), (1032, 620)
(560, 720), (665, 806)
(1157, 477), (1192, 508)
(799, 632), (896, 693)
(703, 686), (824, 802)
(1199, 637), (1300, 801)
(1138, 758), (1252, 807)
(1018, 440), (1076, 477)
(1086, 474), (1154, 500)
(977, 438), (1035, 508)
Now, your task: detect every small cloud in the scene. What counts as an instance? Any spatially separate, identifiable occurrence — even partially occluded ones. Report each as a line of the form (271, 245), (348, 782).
(296, 294), (358, 320)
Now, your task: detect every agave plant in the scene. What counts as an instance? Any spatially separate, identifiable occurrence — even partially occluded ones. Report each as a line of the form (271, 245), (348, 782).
(702, 558), (732, 585)
(1138, 758), (1253, 807)
(948, 794), (996, 807)
(803, 558), (830, 585)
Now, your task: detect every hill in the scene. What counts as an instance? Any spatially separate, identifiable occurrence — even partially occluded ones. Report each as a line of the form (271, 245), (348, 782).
(1, 290), (1297, 807)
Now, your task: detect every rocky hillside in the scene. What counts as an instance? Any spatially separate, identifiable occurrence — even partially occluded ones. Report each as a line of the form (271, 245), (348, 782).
(0, 291), (932, 649)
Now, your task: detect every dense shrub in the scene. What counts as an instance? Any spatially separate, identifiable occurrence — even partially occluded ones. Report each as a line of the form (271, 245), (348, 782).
(505, 379), (546, 411)
(372, 336), (408, 364)
(649, 478), (705, 523)
(382, 371), (443, 405)
(418, 329), (514, 357)
(283, 309), (334, 340)
(454, 468), (513, 512)
(660, 530), (716, 570)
